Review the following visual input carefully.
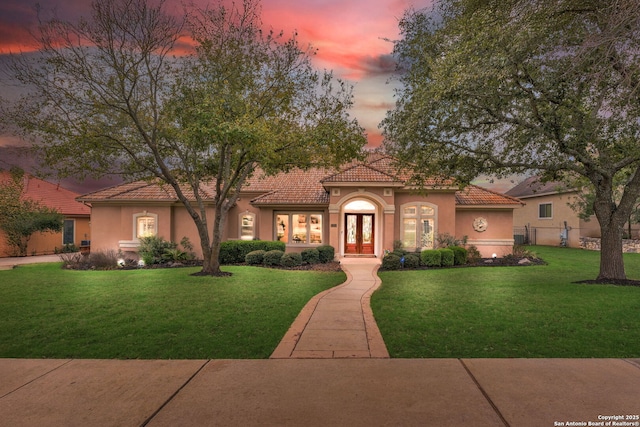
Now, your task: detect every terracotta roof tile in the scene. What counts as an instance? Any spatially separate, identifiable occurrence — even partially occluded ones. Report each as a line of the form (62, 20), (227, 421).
(248, 169), (330, 205)
(78, 179), (214, 202)
(77, 155), (518, 207)
(456, 184), (524, 206)
(0, 171), (90, 216)
(321, 163), (400, 183)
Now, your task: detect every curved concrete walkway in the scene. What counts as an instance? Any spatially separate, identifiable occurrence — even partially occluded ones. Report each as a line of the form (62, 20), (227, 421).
(0, 254), (63, 270)
(271, 257), (388, 359)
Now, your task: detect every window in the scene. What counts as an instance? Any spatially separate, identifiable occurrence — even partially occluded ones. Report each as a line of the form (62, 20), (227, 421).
(135, 213), (157, 238)
(275, 213), (323, 244)
(240, 213), (255, 240)
(63, 219), (75, 245)
(539, 203), (552, 219)
(401, 203), (436, 250)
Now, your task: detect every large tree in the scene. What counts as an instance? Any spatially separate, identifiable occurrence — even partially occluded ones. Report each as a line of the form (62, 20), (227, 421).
(0, 168), (64, 256)
(1, 0), (365, 275)
(382, 0), (640, 282)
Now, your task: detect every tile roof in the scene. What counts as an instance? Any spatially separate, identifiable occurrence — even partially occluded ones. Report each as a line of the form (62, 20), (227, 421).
(248, 168), (331, 205)
(455, 184), (524, 206)
(77, 154), (520, 207)
(0, 171), (90, 216)
(321, 163), (401, 184)
(77, 179), (215, 202)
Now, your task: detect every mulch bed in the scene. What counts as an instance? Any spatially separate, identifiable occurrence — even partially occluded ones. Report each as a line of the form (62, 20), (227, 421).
(574, 278), (640, 287)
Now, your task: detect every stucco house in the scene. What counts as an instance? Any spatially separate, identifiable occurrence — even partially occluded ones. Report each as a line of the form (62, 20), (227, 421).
(0, 171), (91, 257)
(77, 153), (523, 259)
(505, 176), (605, 248)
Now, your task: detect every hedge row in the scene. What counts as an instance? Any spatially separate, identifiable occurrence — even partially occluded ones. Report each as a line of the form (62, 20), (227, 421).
(219, 240), (286, 264)
(382, 246), (468, 270)
(243, 245), (336, 268)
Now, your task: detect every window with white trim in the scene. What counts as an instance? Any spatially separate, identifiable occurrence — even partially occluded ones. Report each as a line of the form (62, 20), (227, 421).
(239, 212), (255, 240)
(401, 203), (436, 250)
(135, 213), (157, 238)
(275, 212), (323, 244)
(539, 203), (552, 219)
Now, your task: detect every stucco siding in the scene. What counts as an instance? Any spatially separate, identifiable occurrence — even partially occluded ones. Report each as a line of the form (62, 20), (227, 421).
(456, 209), (515, 257)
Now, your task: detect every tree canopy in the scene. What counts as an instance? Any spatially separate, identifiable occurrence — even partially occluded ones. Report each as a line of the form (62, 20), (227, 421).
(1, 0), (366, 275)
(0, 168), (64, 256)
(382, 0), (640, 281)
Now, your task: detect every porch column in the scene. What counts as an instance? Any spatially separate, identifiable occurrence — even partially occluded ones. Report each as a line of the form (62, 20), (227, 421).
(383, 206), (395, 253)
(328, 205), (340, 257)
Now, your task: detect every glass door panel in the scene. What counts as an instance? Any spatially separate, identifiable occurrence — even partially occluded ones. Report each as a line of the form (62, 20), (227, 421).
(345, 213), (374, 254)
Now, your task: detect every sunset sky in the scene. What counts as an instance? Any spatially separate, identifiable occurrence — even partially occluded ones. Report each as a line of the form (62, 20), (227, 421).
(0, 0), (435, 148)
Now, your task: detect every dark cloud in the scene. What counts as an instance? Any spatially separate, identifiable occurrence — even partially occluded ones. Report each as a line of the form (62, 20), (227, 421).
(359, 53), (397, 77)
(0, 1), (93, 52)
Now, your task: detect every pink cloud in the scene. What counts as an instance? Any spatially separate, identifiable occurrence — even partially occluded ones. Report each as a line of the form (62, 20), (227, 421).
(0, 0), (435, 146)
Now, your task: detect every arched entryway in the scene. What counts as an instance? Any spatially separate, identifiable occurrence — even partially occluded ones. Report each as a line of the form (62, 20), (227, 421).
(344, 200), (376, 255)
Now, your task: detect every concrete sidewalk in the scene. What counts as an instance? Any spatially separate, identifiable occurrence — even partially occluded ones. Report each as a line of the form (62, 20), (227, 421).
(1, 358), (639, 426)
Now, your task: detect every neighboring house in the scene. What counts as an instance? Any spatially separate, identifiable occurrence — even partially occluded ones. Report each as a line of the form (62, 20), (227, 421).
(77, 153), (523, 259)
(505, 176), (604, 248)
(0, 171), (91, 257)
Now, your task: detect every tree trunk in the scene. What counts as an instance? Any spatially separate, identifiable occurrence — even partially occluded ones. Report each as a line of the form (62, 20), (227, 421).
(597, 223), (626, 281)
(198, 202), (227, 276)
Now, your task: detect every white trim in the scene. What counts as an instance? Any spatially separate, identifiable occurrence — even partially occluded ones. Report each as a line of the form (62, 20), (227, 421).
(335, 192), (387, 257)
(538, 202), (553, 219)
(133, 211), (158, 239)
(119, 240), (140, 249)
(467, 239), (515, 246)
(274, 211), (324, 245)
(239, 212), (256, 240)
(399, 201), (438, 251)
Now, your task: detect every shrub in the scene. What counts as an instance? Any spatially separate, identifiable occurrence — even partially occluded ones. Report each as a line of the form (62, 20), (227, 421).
(513, 245), (538, 259)
(280, 252), (302, 267)
(264, 241), (286, 252)
(138, 235), (177, 265)
(163, 248), (189, 262)
(317, 245), (335, 263)
(466, 245), (482, 264)
(89, 249), (120, 269)
(421, 249), (441, 267)
(55, 243), (79, 254)
(440, 248), (455, 267)
(301, 248), (320, 265)
(403, 253), (420, 269)
(263, 250), (284, 267)
(61, 250), (120, 270)
(219, 240), (241, 264)
(435, 232), (468, 248)
(60, 252), (90, 269)
(382, 253), (402, 270)
(245, 250), (266, 265)
(449, 246), (468, 265)
(179, 237), (196, 260)
(392, 249), (408, 258)
(219, 240), (286, 264)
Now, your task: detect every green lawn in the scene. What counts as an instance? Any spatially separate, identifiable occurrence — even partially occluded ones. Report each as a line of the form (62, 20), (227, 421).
(0, 263), (345, 359)
(372, 246), (640, 358)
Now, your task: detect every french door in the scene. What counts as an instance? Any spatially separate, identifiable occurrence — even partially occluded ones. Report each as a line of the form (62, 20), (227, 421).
(345, 214), (374, 255)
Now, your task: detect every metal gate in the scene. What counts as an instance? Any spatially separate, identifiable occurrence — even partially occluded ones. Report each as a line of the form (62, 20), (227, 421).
(513, 226), (536, 245)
